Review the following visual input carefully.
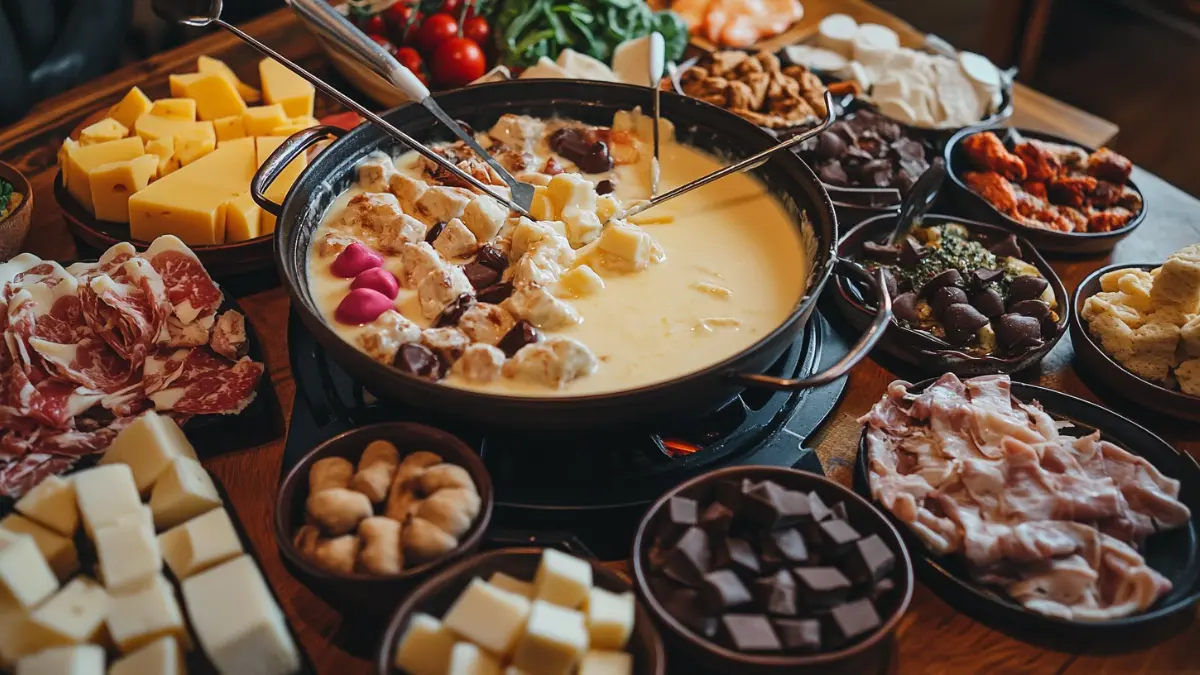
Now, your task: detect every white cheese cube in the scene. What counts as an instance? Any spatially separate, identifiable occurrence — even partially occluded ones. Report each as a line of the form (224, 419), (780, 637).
(73, 465), (143, 538)
(181, 555), (300, 675)
(546, 174), (596, 214)
(158, 507), (243, 581)
(99, 411), (197, 494)
(532, 549), (592, 609)
(442, 578), (531, 658)
(596, 225), (652, 273)
(578, 650), (632, 675)
(14, 644), (104, 675)
(108, 636), (185, 675)
(14, 476), (78, 537)
(0, 530), (58, 609)
(393, 613), (456, 675)
(562, 207), (602, 248)
(0, 515), (78, 580)
(488, 571), (534, 598)
(558, 265), (605, 298)
(106, 575), (187, 654)
(462, 195), (510, 242)
(28, 576), (108, 646)
(95, 518), (161, 592)
(584, 587), (634, 651)
(447, 642), (501, 675)
(149, 456), (222, 530)
(511, 600), (588, 675)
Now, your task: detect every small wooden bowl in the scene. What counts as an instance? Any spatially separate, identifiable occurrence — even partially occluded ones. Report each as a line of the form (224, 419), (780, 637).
(832, 213), (1069, 376)
(0, 161), (33, 259)
(274, 422), (494, 619)
(631, 466), (913, 675)
(377, 547), (667, 675)
(1071, 263), (1200, 422)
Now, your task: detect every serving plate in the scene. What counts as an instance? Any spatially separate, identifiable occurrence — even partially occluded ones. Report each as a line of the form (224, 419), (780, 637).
(0, 160), (33, 259)
(1070, 263), (1200, 423)
(943, 125), (1147, 256)
(832, 213), (1068, 376)
(853, 379), (1200, 650)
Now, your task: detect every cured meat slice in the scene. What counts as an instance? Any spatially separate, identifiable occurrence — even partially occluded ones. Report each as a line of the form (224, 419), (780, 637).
(148, 349), (263, 415)
(160, 312), (215, 348)
(143, 235), (223, 324)
(29, 336), (134, 394)
(209, 310), (249, 360)
(80, 258), (169, 365)
(0, 454), (79, 498)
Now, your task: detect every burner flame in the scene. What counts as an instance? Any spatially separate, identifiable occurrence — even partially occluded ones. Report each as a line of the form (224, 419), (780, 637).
(662, 438), (701, 457)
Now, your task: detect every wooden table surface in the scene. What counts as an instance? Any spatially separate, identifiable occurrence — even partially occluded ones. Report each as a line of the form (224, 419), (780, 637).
(3, 6), (1197, 675)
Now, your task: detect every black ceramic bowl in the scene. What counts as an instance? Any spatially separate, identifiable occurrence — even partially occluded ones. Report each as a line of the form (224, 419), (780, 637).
(944, 125), (1147, 256)
(1071, 263), (1200, 422)
(832, 213), (1069, 376)
(275, 422), (494, 619)
(377, 547), (666, 675)
(855, 378), (1200, 650)
(631, 465), (913, 675)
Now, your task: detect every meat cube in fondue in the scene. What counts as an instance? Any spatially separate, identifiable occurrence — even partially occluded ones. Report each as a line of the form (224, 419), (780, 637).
(416, 186), (472, 225)
(462, 195), (509, 242)
(503, 336), (597, 388)
(458, 304), (516, 346)
(417, 266), (474, 318)
(388, 172), (428, 213)
(399, 242), (445, 288)
(433, 218), (479, 259)
(358, 152), (396, 192)
(503, 287), (581, 330)
(378, 214), (428, 254)
(452, 344), (506, 383)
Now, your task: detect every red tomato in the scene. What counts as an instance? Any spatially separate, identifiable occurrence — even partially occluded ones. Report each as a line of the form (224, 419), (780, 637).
(431, 37), (486, 89)
(384, 1), (416, 25)
(395, 46), (424, 75)
(416, 13), (458, 55)
(438, 0), (464, 17)
(462, 16), (490, 47)
(369, 34), (397, 56)
(363, 14), (386, 36)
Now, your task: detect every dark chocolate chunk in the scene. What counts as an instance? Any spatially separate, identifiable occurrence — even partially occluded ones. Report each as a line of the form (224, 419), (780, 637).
(880, 268), (899, 301)
(870, 578), (896, 600)
(971, 287), (1005, 318)
(393, 343), (444, 381)
(920, 269), (963, 297)
(424, 221), (446, 244)
(595, 179), (615, 195)
(808, 492), (832, 522)
(988, 234), (1023, 259)
(793, 567), (852, 607)
(743, 482), (815, 529)
(752, 569), (797, 616)
(829, 501), (849, 523)
(818, 520), (862, 555)
(1009, 298), (1051, 320)
(497, 320), (541, 357)
(474, 244), (509, 271)
(548, 127), (591, 160)
(434, 293), (476, 327)
(971, 268), (1005, 287)
(663, 527), (711, 587)
(715, 478), (754, 510)
(663, 496), (700, 539)
(898, 236), (926, 267)
(774, 618), (821, 652)
(931, 286), (968, 318)
(817, 161), (850, 186)
(713, 537), (760, 577)
(700, 569), (752, 611)
(699, 501), (734, 537)
(462, 262), (502, 290)
(829, 599), (882, 644)
(762, 529), (809, 565)
(841, 534), (896, 585)
(719, 614), (782, 652)
(893, 292), (920, 323)
(578, 141), (613, 174)
(889, 137), (925, 162)
(1008, 275), (1049, 303)
(661, 588), (718, 638)
(862, 241), (901, 263)
(648, 539), (670, 569)
(817, 131), (846, 159)
(995, 313), (1042, 352)
(476, 281), (514, 305)
(942, 303), (990, 344)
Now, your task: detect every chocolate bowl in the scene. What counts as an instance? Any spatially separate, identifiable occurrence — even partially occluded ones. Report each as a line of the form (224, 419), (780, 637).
(274, 422), (493, 619)
(1071, 263), (1200, 422)
(377, 547), (666, 675)
(832, 213), (1068, 376)
(943, 125), (1147, 256)
(631, 466), (913, 675)
(256, 79), (892, 432)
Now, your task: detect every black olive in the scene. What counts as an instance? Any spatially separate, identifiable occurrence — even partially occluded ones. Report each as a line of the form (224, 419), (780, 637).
(474, 244), (508, 271)
(1008, 275), (1049, 303)
(971, 288), (1005, 318)
(942, 303), (989, 345)
(462, 262), (501, 291)
(596, 179), (615, 195)
(920, 269), (963, 298)
(995, 314), (1043, 352)
(932, 286), (968, 318)
(435, 293), (476, 327)
(892, 292), (920, 323)
(862, 241), (901, 263)
(476, 281), (514, 304)
(497, 320), (541, 357)
(988, 234), (1023, 259)
(899, 236), (927, 268)
(393, 343), (444, 380)
(425, 222), (445, 244)
(1008, 299), (1051, 321)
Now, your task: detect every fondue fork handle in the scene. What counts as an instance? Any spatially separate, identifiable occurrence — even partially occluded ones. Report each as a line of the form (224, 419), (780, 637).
(614, 91), (837, 223)
(733, 261), (892, 390)
(208, 18), (530, 217)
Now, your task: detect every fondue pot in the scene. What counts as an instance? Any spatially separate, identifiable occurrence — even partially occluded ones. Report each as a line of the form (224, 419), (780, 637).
(255, 80), (890, 431)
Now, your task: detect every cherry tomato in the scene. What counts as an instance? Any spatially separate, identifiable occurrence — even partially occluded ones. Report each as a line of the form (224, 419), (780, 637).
(416, 13), (459, 55)
(369, 34), (397, 56)
(431, 37), (486, 89)
(395, 46), (424, 75)
(462, 16), (490, 47)
(384, 1), (416, 25)
(438, 0), (464, 17)
(363, 14), (386, 36)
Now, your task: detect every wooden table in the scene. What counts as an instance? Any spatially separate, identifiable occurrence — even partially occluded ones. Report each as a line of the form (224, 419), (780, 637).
(2, 6), (1197, 674)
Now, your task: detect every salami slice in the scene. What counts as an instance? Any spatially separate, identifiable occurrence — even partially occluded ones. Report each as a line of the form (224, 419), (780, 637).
(29, 336), (134, 394)
(0, 454), (79, 498)
(143, 236), (223, 325)
(148, 349), (263, 416)
(79, 258), (169, 365)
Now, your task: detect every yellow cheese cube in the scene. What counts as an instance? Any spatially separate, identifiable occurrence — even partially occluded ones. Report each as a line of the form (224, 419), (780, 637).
(108, 87), (153, 130)
(14, 475), (77, 538)
(128, 139), (256, 246)
(242, 104), (288, 137)
(168, 73), (203, 98)
(145, 136), (178, 178)
(219, 136), (256, 155)
(62, 137), (146, 214)
(511, 600), (589, 675)
(268, 122), (308, 137)
(490, 572), (535, 598)
(530, 188), (555, 221)
(99, 411), (197, 494)
(198, 54), (262, 103)
(173, 72), (248, 121)
(57, 138), (77, 189)
(149, 98), (197, 121)
(595, 194), (619, 222)
(87, 155), (159, 223)
(443, 578), (532, 657)
(108, 636), (185, 675)
(259, 57), (315, 117)
(79, 118), (129, 146)
(578, 651), (632, 675)
(173, 122), (217, 167)
(72, 464), (142, 538)
(94, 519), (161, 592)
(393, 613), (457, 675)
(546, 173), (597, 214)
(181, 555), (300, 674)
(448, 643), (503, 675)
(27, 577), (108, 647)
(583, 587), (634, 651)
(0, 530), (58, 609)
(158, 507), (243, 581)
(224, 193), (263, 243)
(558, 265), (605, 298)
(214, 115), (247, 142)
(148, 457), (221, 530)
(596, 224), (653, 272)
(105, 575), (187, 654)
(133, 114), (205, 143)
(0, 515), (77, 580)
(532, 548), (592, 609)
(13, 644), (104, 675)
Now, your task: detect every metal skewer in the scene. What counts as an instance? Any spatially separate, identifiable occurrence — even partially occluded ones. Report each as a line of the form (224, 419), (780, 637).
(152, 0), (530, 218)
(609, 91), (838, 224)
(648, 32), (665, 198)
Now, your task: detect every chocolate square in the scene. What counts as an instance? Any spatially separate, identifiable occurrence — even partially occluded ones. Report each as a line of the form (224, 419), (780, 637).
(818, 519), (861, 556)
(700, 569), (752, 611)
(699, 501), (734, 537)
(663, 496), (700, 539)
(762, 528), (809, 566)
(743, 481), (807, 528)
(713, 537), (760, 578)
(841, 534), (895, 585)
(752, 569), (797, 616)
(774, 618), (821, 652)
(663, 526), (711, 587)
(793, 567), (852, 608)
(830, 598), (881, 644)
(715, 477), (756, 510)
(829, 501), (849, 523)
(719, 614), (782, 652)
(661, 587), (718, 638)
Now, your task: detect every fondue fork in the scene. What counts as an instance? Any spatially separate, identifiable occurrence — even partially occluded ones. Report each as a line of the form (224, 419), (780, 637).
(289, 0), (537, 212)
(608, 91), (837, 224)
(648, 32), (665, 198)
(152, 0), (531, 218)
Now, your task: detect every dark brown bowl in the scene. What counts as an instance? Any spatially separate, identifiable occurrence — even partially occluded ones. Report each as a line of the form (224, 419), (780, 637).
(0, 160), (33, 259)
(377, 547), (666, 675)
(943, 125), (1146, 256)
(274, 422), (494, 618)
(631, 466), (913, 675)
(832, 212), (1068, 376)
(1071, 263), (1200, 422)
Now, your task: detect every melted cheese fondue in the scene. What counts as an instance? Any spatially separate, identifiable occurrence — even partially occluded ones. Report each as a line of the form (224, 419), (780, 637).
(308, 112), (810, 396)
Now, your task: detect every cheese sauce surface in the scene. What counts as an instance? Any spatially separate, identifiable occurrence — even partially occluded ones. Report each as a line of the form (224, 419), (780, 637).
(308, 114), (811, 396)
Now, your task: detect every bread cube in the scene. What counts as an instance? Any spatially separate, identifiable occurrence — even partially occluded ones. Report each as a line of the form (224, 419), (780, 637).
(1150, 245), (1200, 314)
(1116, 271), (1155, 312)
(416, 186), (472, 225)
(388, 172), (428, 213)
(533, 549), (592, 609)
(14, 475), (78, 538)
(1179, 314), (1200, 360)
(584, 587), (635, 651)
(563, 207), (602, 248)
(511, 600), (589, 675)
(442, 579), (531, 658)
(393, 613), (457, 675)
(1175, 359), (1200, 396)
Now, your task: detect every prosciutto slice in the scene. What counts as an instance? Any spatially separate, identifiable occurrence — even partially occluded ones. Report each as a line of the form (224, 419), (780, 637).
(862, 373), (1189, 622)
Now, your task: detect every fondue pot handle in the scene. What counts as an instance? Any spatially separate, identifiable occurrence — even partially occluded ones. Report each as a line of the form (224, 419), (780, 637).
(733, 259), (892, 391)
(251, 125), (346, 216)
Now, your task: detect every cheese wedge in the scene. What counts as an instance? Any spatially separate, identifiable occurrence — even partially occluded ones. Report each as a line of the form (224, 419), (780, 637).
(61, 137), (146, 214)
(224, 193), (263, 242)
(242, 104), (289, 137)
(0, 514), (78, 580)
(149, 98), (197, 121)
(27, 576), (108, 647)
(171, 71), (248, 121)
(259, 57), (315, 117)
(14, 475), (77, 538)
(79, 118), (128, 146)
(198, 54), (262, 103)
(87, 155), (159, 223)
(108, 87), (153, 130)
(214, 115), (247, 142)
(99, 411), (198, 494)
